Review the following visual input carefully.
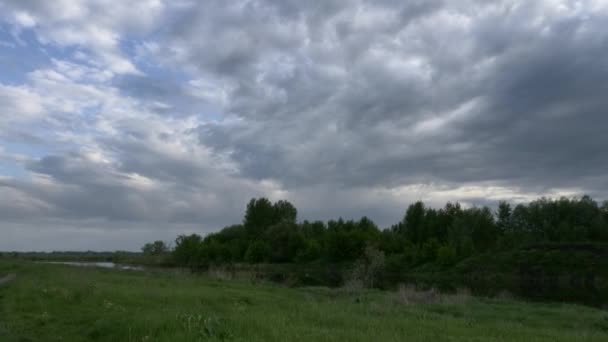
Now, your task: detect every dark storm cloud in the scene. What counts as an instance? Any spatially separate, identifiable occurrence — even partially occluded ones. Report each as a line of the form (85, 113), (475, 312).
(178, 0), (608, 195)
(12, 150), (248, 226)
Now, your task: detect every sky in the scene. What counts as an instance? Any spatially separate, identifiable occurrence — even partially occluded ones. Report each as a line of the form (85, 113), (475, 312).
(1, 0), (607, 251)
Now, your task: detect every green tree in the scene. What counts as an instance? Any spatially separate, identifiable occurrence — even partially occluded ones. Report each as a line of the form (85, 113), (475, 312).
(273, 200), (297, 224)
(496, 201), (512, 233)
(265, 221), (303, 263)
(350, 246), (386, 288)
(141, 240), (169, 256)
(295, 240), (322, 263)
(437, 245), (457, 266)
(172, 234), (204, 270)
(401, 201), (426, 244)
(245, 240), (270, 263)
(244, 198), (275, 238)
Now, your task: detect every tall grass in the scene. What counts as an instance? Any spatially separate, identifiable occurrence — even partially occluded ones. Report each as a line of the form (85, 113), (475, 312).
(1, 260), (607, 341)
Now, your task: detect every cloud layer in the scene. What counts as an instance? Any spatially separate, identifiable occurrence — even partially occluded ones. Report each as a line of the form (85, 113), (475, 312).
(1, 0), (607, 250)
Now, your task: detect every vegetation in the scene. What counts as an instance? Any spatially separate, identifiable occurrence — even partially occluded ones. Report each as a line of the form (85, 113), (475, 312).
(141, 241), (170, 256)
(1, 260), (607, 341)
(171, 196), (608, 266)
(162, 195), (608, 304)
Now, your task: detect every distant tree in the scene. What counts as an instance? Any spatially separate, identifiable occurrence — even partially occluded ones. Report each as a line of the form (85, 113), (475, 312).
(167, 194), (608, 287)
(265, 221), (302, 263)
(469, 207), (498, 252)
(602, 201), (608, 221)
(496, 201), (512, 233)
(419, 238), (440, 262)
(589, 215), (608, 241)
(172, 234), (203, 269)
(295, 240), (322, 263)
(358, 216), (378, 232)
(273, 200), (297, 224)
(325, 222), (371, 262)
(245, 240), (270, 263)
(141, 240), (169, 256)
(350, 246), (386, 288)
(436, 245), (457, 266)
(244, 198), (276, 237)
(401, 201), (426, 244)
(510, 203), (531, 234)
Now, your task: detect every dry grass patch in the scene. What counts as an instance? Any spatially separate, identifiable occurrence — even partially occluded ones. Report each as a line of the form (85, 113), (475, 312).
(393, 285), (473, 305)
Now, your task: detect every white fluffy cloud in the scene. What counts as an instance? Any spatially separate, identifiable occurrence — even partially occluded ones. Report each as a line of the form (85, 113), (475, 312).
(1, 0), (168, 74)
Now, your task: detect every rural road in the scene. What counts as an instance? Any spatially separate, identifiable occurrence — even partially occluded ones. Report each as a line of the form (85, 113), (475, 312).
(0, 273), (16, 285)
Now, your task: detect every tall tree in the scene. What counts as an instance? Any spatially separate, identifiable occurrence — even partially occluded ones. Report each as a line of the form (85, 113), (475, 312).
(172, 234), (203, 269)
(402, 201), (426, 244)
(273, 200), (297, 224)
(496, 201), (512, 233)
(244, 198), (275, 238)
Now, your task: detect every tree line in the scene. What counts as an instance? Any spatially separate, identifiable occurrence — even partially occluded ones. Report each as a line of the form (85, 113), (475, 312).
(160, 195), (608, 270)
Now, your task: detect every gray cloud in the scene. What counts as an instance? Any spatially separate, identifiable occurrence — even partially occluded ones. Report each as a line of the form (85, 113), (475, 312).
(179, 0), (608, 191)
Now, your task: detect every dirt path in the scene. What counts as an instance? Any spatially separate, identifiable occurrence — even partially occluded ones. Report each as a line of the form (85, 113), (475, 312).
(0, 273), (16, 285)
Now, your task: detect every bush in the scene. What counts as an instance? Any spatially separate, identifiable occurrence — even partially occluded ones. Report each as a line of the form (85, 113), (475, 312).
(348, 246), (385, 289)
(245, 241), (270, 263)
(437, 245), (457, 266)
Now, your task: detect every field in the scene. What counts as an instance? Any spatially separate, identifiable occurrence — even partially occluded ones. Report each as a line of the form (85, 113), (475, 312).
(1, 260), (607, 341)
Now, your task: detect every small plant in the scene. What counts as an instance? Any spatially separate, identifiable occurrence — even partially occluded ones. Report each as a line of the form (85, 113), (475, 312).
(177, 313), (233, 341)
(394, 284), (440, 305)
(347, 246), (386, 290)
(36, 311), (51, 326)
(201, 317), (233, 341)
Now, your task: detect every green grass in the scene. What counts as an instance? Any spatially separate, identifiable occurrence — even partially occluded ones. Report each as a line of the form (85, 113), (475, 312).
(1, 260), (607, 341)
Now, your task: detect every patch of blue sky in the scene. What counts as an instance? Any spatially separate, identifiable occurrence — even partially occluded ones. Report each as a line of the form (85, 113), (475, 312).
(119, 38), (223, 122)
(0, 25), (89, 85)
(1, 115), (65, 157)
(0, 159), (26, 178)
(1, 140), (50, 159)
(80, 104), (102, 122)
(0, 24), (50, 85)
(0, 135), (53, 179)
(0, 127), (55, 163)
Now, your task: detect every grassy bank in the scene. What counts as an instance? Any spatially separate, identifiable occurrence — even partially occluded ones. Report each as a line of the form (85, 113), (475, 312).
(1, 260), (607, 341)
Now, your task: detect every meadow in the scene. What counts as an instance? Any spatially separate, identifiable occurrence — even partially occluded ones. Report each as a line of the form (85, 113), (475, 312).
(1, 260), (607, 341)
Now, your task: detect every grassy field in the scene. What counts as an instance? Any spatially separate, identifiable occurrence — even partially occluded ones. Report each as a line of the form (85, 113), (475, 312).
(1, 260), (607, 341)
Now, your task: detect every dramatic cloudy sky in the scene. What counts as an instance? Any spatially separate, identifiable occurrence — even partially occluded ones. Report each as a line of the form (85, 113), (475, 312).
(1, 0), (607, 251)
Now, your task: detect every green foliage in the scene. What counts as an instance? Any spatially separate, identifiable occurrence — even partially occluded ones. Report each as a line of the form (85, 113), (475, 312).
(167, 195), (608, 302)
(350, 246), (386, 288)
(175, 195), (608, 268)
(245, 240), (270, 263)
(141, 240), (169, 256)
(244, 198), (276, 237)
(273, 200), (298, 224)
(496, 201), (512, 233)
(295, 240), (321, 263)
(436, 245), (457, 266)
(173, 234), (204, 269)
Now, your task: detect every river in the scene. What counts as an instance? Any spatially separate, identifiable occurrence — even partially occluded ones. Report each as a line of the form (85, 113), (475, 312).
(40, 261), (144, 271)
